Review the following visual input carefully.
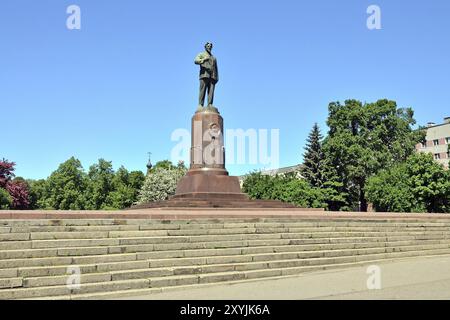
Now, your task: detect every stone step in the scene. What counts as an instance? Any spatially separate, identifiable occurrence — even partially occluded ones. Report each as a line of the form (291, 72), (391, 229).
(19, 241), (450, 288)
(0, 278), (150, 300)
(0, 236), (441, 270)
(3, 233), (450, 262)
(0, 237), (426, 269)
(0, 277), (22, 289)
(5, 247), (450, 300)
(0, 227), (450, 242)
(3, 232), (450, 261)
(3, 225), (450, 241)
(0, 221), (450, 237)
(65, 251), (450, 300)
(0, 225), (141, 234)
(28, 253), (448, 300)
(23, 243), (450, 287)
(3, 217), (450, 300)
(2, 241), (450, 285)
(3, 227), (450, 247)
(4, 238), (447, 279)
(2, 218), (450, 228)
(132, 199), (299, 209)
(0, 231), (450, 252)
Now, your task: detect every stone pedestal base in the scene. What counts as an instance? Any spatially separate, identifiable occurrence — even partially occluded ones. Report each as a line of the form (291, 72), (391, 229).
(132, 106), (299, 209)
(175, 173), (243, 196)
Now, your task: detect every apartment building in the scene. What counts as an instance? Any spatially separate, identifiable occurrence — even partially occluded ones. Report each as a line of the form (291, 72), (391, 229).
(416, 117), (450, 168)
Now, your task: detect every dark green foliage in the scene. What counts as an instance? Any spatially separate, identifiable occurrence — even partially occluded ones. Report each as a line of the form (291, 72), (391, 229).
(0, 188), (12, 209)
(27, 157), (146, 210)
(40, 157), (89, 210)
(300, 123), (324, 188)
(27, 179), (47, 210)
(366, 153), (450, 213)
(86, 159), (115, 210)
(242, 172), (327, 209)
(103, 167), (145, 209)
(149, 160), (186, 173)
(322, 99), (425, 211)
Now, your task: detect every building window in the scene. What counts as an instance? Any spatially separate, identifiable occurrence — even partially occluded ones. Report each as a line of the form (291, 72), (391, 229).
(434, 153), (441, 160)
(446, 137), (450, 144)
(447, 151), (450, 159)
(433, 139), (439, 146)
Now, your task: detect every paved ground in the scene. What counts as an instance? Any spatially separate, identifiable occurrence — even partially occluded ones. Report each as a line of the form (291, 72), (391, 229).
(115, 255), (450, 300)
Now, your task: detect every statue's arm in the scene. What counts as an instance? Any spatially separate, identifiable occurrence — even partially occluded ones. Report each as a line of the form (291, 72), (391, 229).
(194, 53), (208, 65)
(215, 62), (219, 82)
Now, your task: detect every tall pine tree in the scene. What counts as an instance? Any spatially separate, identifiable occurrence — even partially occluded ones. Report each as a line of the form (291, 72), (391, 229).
(301, 123), (324, 188)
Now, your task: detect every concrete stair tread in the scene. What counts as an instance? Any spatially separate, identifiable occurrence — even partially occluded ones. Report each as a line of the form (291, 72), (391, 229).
(3, 218), (450, 227)
(2, 234), (450, 262)
(2, 229), (450, 248)
(4, 225), (450, 237)
(6, 247), (450, 300)
(9, 242), (450, 288)
(3, 217), (450, 299)
(3, 237), (448, 273)
(24, 253), (450, 300)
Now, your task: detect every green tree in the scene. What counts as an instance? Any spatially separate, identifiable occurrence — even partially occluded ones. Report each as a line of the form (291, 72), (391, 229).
(86, 159), (115, 210)
(300, 123), (324, 188)
(0, 188), (12, 209)
(366, 153), (450, 213)
(137, 161), (187, 203)
(149, 160), (178, 173)
(43, 157), (88, 210)
(322, 99), (425, 211)
(242, 172), (327, 209)
(128, 170), (146, 191)
(404, 153), (450, 212)
(242, 172), (276, 200)
(365, 163), (417, 212)
(27, 158), (145, 210)
(27, 179), (47, 210)
(103, 167), (145, 209)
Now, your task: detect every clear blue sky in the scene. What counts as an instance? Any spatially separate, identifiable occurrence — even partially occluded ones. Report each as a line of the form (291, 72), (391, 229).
(1, 0), (450, 179)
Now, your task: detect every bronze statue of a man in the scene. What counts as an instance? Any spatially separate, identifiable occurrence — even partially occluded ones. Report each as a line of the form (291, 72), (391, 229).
(195, 42), (219, 108)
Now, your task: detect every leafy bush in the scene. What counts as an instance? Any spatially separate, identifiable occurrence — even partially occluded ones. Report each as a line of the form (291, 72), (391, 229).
(242, 172), (327, 209)
(137, 165), (187, 203)
(0, 188), (12, 209)
(366, 153), (450, 213)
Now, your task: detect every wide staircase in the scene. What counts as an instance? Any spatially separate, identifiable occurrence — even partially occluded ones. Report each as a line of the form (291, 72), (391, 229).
(1, 216), (450, 299)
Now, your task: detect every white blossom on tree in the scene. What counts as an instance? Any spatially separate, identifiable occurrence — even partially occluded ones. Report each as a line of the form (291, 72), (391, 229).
(137, 167), (186, 203)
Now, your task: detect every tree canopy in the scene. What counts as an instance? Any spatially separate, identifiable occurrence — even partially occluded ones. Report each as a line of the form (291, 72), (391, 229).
(366, 153), (450, 213)
(242, 172), (327, 209)
(321, 99), (425, 211)
(0, 159), (30, 209)
(26, 157), (145, 210)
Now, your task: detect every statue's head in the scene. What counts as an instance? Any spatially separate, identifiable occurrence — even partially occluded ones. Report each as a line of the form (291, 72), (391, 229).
(205, 42), (213, 52)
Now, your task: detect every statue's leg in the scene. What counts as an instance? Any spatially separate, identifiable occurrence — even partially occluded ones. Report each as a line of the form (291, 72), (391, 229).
(208, 81), (215, 106)
(199, 79), (207, 106)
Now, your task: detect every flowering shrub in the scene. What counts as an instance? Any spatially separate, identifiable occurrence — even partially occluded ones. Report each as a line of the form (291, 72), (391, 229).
(137, 166), (187, 203)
